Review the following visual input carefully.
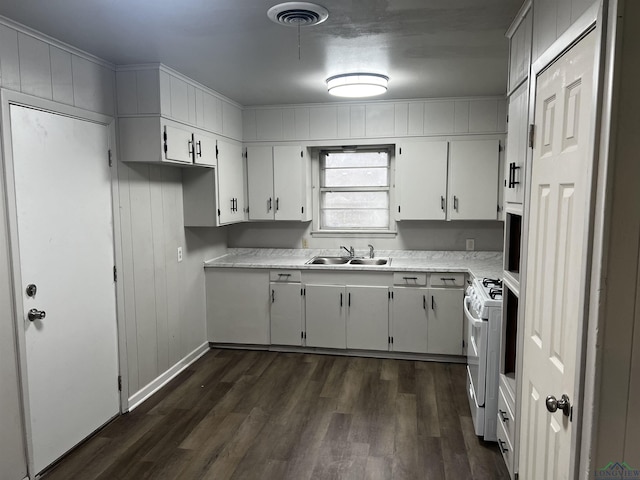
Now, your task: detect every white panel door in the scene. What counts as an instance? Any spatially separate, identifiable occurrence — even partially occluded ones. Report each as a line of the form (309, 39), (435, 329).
(216, 139), (245, 225)
(391, 287), (428, 353)
(428, 288), (463, 355)
(163, 123), (193, 164)
(305, 284), (345, 349)
(247, 146), (274, 220)
(519, 31), (596, 480)
(11, 105), (119, 474)
(346, 285), (389, 351)
(274, 145), (304, 221)
(193, 130), (216, 167)
(396, 141), (448, 220)
(448, 139), (500, 220)
(270, 282), (303, 346)
(504, 81), (529, 204)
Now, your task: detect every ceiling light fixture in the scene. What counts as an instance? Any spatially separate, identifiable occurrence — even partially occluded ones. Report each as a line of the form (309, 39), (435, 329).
(326, 73), (389, 98)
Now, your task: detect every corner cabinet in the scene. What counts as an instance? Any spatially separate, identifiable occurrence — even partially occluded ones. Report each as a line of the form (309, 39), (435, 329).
(182, 138), (247, 227)
(246, 145), (311, 221)
(396, 139), (500, 221)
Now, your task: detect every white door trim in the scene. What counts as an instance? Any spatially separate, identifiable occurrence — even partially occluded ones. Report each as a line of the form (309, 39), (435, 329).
(518, 3), (606, 478)
(0, 89), (127, 478)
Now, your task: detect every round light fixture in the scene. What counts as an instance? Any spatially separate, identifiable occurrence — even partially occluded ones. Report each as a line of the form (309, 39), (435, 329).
(326, 73), (389, 98)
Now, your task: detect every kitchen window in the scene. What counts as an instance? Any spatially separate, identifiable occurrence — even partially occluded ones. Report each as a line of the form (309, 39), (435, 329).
(319, 148), (391, 230)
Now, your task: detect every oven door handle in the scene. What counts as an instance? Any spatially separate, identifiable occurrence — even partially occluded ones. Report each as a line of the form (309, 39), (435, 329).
(464, 296), (485, 327)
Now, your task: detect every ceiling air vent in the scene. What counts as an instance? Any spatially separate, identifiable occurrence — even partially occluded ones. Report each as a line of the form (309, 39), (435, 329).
(267, 2), (329, 27)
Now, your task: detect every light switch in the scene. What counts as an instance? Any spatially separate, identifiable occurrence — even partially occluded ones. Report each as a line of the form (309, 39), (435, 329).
(177, 247), (183, 262)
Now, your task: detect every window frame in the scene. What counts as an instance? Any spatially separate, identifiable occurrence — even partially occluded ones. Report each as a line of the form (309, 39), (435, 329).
(312, 145), (397, 235)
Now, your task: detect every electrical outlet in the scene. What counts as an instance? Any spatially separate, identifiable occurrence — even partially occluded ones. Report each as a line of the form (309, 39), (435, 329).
(177, 247), (183, 262)
(302, 238), (309, 249)
(466, 239), (475, 251)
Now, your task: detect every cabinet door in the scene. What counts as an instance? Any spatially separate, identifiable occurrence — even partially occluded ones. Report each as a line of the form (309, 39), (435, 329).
(273, 146), (305, 221)
(193, 130), (216, 167)
(396, 141), (448, 220)
(428, 288), (463, 355)
(217, 139), (245, 225)
(270, 283), (303, 346)
(346, 286), (389, 351)
(206, 269), (270, 344)
(247, 146), (275, 220)
(305, 284), (345, 349)
(164, 123), (193, 164)
(508, 7), (532, 92)
(391, 287), (428, 353)
(449, 139), (499, 220)
(504, 81), (528, 204)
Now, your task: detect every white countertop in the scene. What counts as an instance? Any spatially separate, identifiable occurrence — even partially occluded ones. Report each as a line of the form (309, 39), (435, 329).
(204, 248), (503, 280)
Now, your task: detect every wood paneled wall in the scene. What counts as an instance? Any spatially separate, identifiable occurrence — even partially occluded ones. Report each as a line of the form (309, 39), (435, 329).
(0, 17), (226, 429)
(243, 98), (507, 143)
(531, 0), (596, 62)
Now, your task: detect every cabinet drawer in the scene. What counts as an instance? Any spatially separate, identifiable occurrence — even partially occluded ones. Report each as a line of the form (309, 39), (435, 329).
(393, 273), (427, 286)
(269, 270), (301, 283)
(497, 414), (515, 478)
(429, 273), (465, 287)
(498, 386), (516, 444)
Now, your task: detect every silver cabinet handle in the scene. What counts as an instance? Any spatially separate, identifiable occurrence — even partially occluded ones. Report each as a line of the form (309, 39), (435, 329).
(453, 196), (459, 211)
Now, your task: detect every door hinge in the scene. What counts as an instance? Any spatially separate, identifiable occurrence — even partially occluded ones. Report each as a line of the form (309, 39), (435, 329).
(118, 375), (122, 391)
(108, 149), (113, 167)
(113, 266), (117, 282)
(528, 124), (535, 149)
(514, 473), (519, 480)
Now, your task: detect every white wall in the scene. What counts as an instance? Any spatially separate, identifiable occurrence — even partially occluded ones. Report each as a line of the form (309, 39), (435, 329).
(228, 221), (504, 252)
(0, 18), (223, 461)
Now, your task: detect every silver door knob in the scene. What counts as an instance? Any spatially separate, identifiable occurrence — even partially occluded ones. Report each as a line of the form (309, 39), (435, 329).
(546, 394), (571, 417)
(28, 309), (46, 321)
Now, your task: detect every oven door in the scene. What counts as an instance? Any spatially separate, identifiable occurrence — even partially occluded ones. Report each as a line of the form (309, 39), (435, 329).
(464, 295), (488, 406)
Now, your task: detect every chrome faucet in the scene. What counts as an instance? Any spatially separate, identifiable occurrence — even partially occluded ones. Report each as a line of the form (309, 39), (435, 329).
(340, 245), (355, 257)
(368, 244), (375, 258)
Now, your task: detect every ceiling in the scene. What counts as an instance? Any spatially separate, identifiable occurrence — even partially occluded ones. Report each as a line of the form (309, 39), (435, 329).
(0, 0), (522, 106)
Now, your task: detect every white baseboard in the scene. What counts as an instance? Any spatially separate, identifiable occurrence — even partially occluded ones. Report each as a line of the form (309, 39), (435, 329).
(127, 342), (210, 412)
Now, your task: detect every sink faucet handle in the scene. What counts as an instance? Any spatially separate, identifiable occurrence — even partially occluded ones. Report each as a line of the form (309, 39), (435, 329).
(368, 244), (374, 258)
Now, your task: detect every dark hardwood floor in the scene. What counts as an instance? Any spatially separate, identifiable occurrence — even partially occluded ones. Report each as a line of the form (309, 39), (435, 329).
(43, 349), (509, 480)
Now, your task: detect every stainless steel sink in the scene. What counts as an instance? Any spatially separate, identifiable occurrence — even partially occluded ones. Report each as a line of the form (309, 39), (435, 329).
(348, 258), (390, 266)
(306, 256), (351, 265)
(306, 256), (391, 266)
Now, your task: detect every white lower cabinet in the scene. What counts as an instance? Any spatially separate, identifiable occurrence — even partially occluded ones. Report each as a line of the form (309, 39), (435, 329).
(304, 284), (346, 349)
(391, 287), (428, 353)
(391, 279), (464, 355)
(428, 288), (464, 355)
(270, 282), (303, 346)
(346, 286), (390, 351)
(205, 269), (270, 344)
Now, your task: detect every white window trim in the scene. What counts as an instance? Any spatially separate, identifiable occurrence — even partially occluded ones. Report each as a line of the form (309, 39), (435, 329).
(311, 145), (397, 236)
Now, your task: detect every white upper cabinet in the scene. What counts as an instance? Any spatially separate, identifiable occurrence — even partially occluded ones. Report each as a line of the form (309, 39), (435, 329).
(396, 141), (448, 220)
(182, 138), (246, 227)
(506, 2), (532, 92)
(504, 81), (528, 205)
(448, 139), (500, 220)
(246, 145), (311, 222)
(217, 139), (246, 225)
(116, 64), (242, 167)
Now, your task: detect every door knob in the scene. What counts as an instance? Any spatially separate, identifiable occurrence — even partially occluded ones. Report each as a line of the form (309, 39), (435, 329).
(28, 309), (46, 321)
(546, 394), (571, 417)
